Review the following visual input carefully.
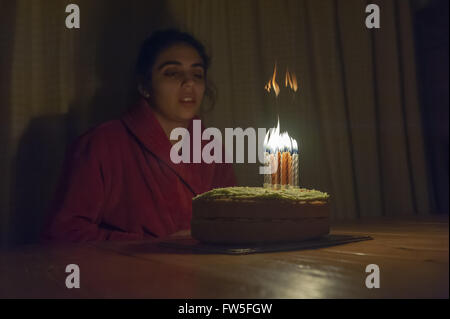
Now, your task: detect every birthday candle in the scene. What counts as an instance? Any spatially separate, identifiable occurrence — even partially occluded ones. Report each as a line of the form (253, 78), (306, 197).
(264, 150), (271, 187)
(288, 151), (293, 187)
(283, 151), (291, 186)
(262, 119), (299, 189)
(292, 139), (299, 187)
(293, 153), (298, 187)
(270, 152), (277, 186)
(276, 150), (281, 187)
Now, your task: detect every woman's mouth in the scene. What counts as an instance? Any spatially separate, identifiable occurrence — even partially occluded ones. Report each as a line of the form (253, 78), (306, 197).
(179, 97), (196, 106)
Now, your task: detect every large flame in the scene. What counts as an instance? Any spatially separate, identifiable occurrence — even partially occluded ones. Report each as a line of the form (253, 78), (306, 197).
(264, 63), (280, 97)
(265, 64), (299, 96)
(264, 117), (298, 153)
(285, 68), (298, 92)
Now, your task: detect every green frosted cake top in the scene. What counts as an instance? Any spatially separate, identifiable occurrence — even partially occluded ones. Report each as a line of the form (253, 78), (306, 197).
(194, 187), (330, 202)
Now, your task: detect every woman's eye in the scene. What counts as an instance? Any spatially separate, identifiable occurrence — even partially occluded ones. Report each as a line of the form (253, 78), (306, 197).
(163, 69), (204, 80)
(164, 70), (179, 77)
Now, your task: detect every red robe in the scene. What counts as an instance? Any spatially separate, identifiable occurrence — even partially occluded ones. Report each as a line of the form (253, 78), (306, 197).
(42, 98), (236, 242)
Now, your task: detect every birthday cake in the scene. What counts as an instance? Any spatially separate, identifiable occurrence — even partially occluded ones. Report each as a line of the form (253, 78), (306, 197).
(191, 187), (330, 244)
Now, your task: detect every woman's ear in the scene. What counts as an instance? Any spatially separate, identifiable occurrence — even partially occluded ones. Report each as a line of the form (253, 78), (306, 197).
(138, 84), (150, 99)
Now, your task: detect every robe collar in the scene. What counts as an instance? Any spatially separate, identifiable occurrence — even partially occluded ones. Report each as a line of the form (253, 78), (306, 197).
(121, 98), (207, 196)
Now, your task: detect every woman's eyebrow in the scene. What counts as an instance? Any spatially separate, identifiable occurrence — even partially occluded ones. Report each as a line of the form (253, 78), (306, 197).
(191, 63), (205, 69)
(157, 61), (181, 70)
(158, 61), (205, 70)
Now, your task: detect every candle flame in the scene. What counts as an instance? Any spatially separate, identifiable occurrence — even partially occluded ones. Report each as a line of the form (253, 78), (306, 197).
(285, 68), (298, 92)
(264, 63), (280, 97)
(291, 138), (298, 153)
(285, 69), (290, 87)
(264, 116), (298, 154)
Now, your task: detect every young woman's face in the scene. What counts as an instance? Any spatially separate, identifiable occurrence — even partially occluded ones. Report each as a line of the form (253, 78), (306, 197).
(149, 44), (206, 124)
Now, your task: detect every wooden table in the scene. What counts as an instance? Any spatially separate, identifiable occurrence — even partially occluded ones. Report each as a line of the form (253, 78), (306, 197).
(1, 216), (448, 299)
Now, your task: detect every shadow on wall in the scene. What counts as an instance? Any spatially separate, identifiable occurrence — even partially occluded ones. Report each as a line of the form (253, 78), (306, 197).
(9, 115), (74, 245)
(8, 1), (179, 245)
(0, 1), (17, 247)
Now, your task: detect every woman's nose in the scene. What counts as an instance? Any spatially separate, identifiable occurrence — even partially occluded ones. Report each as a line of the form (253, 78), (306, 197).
(181, 73), (195, 86)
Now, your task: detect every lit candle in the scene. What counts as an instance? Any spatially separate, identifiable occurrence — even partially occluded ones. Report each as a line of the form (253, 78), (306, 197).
(264, 149), (271, 188)
(276, 149), (281, 187)
(281, 150), (290, 186)
(288, 150), (293, 187)
(280, 133), (291, 187)
(263, 119), (299, 189)
(292, 139), (299, 187)
(268, 147), (276, 188)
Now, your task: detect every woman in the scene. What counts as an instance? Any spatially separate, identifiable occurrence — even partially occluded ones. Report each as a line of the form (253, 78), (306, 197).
(42, 29), (236, 242)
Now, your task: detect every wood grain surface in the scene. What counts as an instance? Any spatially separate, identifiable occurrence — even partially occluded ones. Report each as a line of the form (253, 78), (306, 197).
(1, 216), (448, 298)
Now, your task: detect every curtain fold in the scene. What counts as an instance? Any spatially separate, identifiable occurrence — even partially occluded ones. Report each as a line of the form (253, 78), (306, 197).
(0, 0), (433, 245)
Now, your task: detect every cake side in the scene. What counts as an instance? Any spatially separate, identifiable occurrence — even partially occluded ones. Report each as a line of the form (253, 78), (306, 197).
(191, 218), (329, 244)
(192, 198), (330, 219)
(191, 187), (331, 244)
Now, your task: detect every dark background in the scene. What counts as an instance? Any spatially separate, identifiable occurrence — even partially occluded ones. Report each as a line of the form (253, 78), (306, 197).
(413, 0), (449, 217)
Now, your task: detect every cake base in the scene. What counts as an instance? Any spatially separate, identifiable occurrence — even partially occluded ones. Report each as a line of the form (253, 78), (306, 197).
(191, 199), (330, 244)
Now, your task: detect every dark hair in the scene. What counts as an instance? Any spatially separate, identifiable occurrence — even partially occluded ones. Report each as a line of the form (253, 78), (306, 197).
(136, 29), (216, 112)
